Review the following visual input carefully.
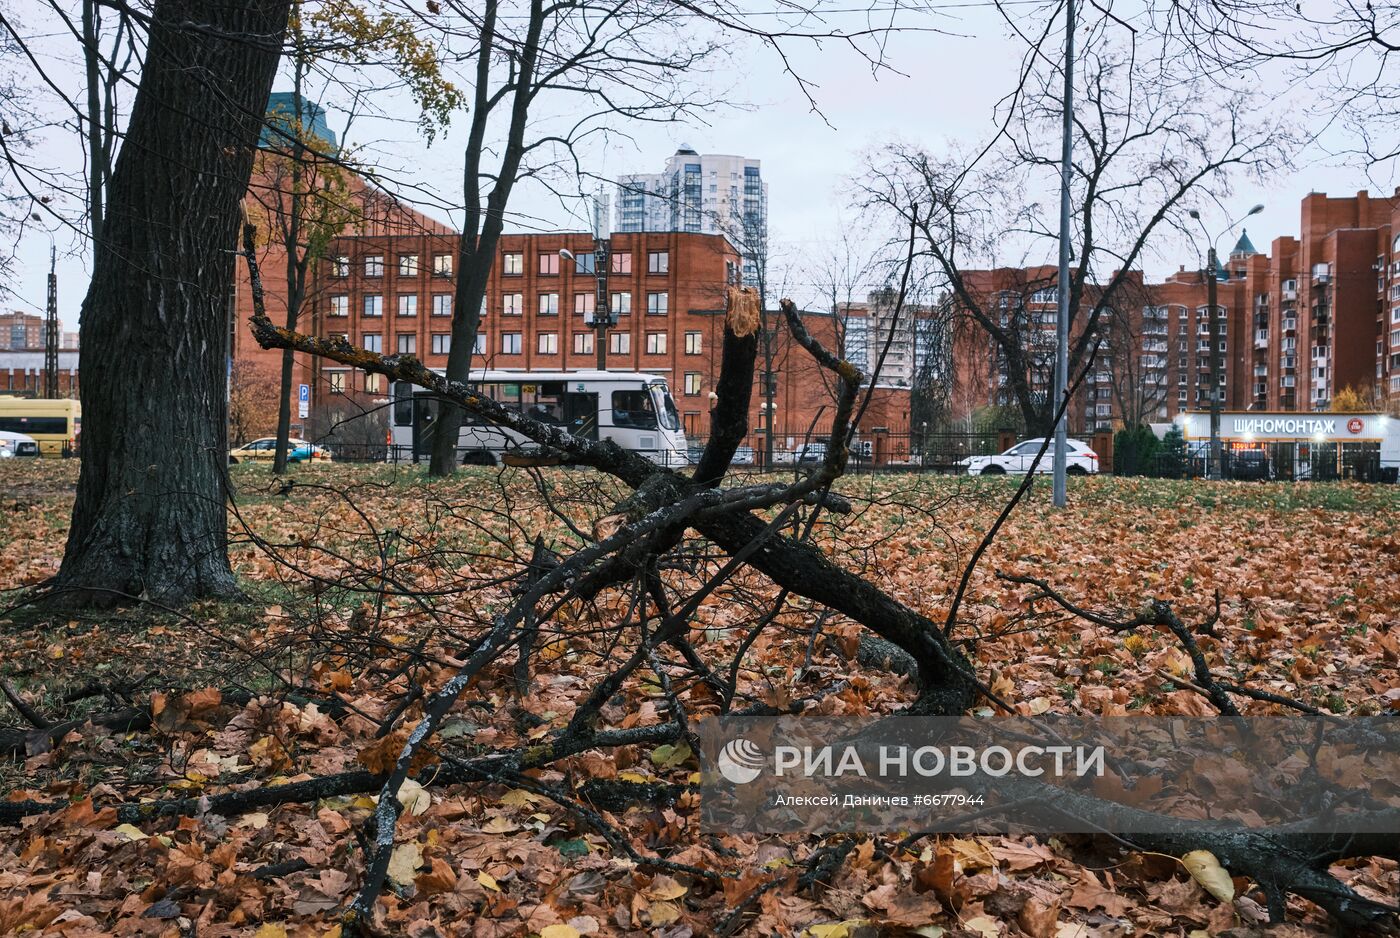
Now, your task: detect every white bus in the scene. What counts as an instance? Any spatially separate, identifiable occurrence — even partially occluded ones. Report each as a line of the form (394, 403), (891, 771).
(390, 369), (689, 467)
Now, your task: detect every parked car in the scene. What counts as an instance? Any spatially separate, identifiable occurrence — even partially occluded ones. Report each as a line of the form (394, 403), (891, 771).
(228, 437), (333, 464)
(0, 430), (40, 459)
(959, 438), (1099, 476)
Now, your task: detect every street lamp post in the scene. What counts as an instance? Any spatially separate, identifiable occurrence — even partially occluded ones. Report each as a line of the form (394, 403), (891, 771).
(1189, 204), (1264, 480)
(560, 241), (614, 371)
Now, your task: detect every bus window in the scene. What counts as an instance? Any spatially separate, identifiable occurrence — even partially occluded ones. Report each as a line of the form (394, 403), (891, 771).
(392, 382), (414, 426)
(0, 417), (67, 435)
(611, 389), (658, 430)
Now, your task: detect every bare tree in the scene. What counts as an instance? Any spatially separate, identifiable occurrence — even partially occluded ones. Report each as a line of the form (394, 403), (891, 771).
(862, 34), (1279, 436)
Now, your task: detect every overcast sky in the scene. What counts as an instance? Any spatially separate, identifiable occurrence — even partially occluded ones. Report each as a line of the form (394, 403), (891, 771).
(6, 0), (1394, 332)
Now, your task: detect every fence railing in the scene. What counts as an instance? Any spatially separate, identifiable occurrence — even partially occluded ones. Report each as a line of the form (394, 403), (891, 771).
(1115, 441), (1394, 483)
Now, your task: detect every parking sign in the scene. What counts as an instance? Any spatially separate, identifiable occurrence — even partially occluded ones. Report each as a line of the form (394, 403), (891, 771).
(298, 384), (309, 419)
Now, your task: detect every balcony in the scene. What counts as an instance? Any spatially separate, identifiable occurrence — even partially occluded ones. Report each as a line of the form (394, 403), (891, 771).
(1254, 330), (1269, 348)
(1253, 365), (1268, 377)
(1283, 287), (1298, 300)
(1282, 318), (1297, 333)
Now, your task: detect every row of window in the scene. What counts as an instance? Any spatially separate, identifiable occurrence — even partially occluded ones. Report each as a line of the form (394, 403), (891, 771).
(329, 250), (671, 279)
(328, 291), (670, 318)
(334, 330), (708, 357)
(326, 366), (706, 397)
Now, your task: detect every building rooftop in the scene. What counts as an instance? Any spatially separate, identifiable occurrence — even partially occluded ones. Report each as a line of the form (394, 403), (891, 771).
(259, 92), (337, 152)
(1231, 228), (1259, 256)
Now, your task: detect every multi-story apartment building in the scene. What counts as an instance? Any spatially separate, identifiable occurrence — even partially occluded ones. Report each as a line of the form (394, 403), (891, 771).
(616, 147), (769, 285)
(294, 230), (761, 436)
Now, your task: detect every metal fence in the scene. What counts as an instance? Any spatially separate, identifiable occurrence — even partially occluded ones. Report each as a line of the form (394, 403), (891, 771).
(1115, 441), (1395, 483)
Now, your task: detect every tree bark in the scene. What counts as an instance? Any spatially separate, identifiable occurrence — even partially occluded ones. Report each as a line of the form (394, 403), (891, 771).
(51, 0), (291, 607)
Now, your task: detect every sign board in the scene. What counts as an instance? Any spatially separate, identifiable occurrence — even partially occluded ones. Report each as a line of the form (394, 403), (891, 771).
(1176, 411), (1387, 442)
(298, 383), (310, 419)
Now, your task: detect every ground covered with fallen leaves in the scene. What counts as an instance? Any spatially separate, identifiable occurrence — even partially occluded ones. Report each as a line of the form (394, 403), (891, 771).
(1, 461), (1397, 938)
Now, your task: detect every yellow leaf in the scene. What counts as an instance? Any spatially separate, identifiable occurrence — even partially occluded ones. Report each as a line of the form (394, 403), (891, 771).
(499, 788), (538, 807)
(235, 812), (269, 830)
(617, 771), (650, 783)
(645, 875), (687, 900)
(1181, 849), (1234, 902)
(386, 842), (422, 888)
(647, 900), (681, 926)
(964, 915), (1001, 938)
(254, 926), (288, 938)
(396, 779), (430, 816)
(540, 926), (582, 938)
(805, 924), (852, 938)
(321, 928), (343, 938)
(477, 870), (501, 892)
(481, 815), (519, 834)
(112, 823), (147, 842)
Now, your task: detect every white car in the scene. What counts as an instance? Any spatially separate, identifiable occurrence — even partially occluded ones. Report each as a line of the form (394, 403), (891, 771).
(0, 430), (40, 459)
(960, 438), (1100, 476)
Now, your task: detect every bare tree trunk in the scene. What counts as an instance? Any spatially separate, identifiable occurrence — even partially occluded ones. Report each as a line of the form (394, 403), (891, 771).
(51, 0), (291, 607)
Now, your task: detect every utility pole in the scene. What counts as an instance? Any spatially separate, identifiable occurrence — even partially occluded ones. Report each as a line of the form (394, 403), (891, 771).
(44, 244), (59, 399)
(1190, 203), (1262, 480)
(1052, 0), (1075, 508)
(1206, 245), (1222, 479)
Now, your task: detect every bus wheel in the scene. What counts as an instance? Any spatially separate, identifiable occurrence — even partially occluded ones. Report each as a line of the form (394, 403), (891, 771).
(462, 450), (497, 467)
(228, 457), (239, 465)
(1067, 465), (1087, 476)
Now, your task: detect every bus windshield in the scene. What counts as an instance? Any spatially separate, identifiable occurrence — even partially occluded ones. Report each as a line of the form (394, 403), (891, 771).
(650, 384), (681, 432)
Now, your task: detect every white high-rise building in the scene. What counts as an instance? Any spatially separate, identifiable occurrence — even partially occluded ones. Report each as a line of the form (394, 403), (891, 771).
(615, 146), (768, 285)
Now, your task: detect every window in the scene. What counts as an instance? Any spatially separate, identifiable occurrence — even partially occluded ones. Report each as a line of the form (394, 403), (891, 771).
(539, 293), (560, 316)
(503, 293), (523, 316)
(432, 254), (453, 277)
(574, 293), (596, 317)
(646, 332), (667, 355)
(328, 371), (347, 394)
(329, 294), (348, 317)
(539, 253), (560, 275)
(331, 255), (349, 277)
(611, 389), (658, 429)
(432, 294), (452, 316)
(474, 333), (486, 355)
(573, 332), (594, 354)
(538, 332), (559, 354)
(609, 332), (630, 354)
(571, 252), (596, 274)
(365, 255), (384, 277)
(362, 333), (382, 353)
(685, 331), (702, 355)
(646, 292), (668, 316)
(502, 252), (523, 275)
(365, 374), (382, 394)
(397, 333), (417, 354)
(611, 252), (632, 274)
(398, 294), (418, 317)
(363, 295), (383, 317)
(431, 333), (451, 355)
(648, 251), (669, 274)
(684, 372), (702, 396)
(398, 254), (419, 276)
(610, 292), (631, 316)
(1030, 287), (1058, 304)
(502, 332), (522, 354)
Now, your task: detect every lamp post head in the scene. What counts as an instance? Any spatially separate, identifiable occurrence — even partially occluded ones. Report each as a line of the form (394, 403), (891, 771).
(1248, 204), (1265, 216)
(558, 248), (576, 262)
(1188, 209), (1201, 220)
